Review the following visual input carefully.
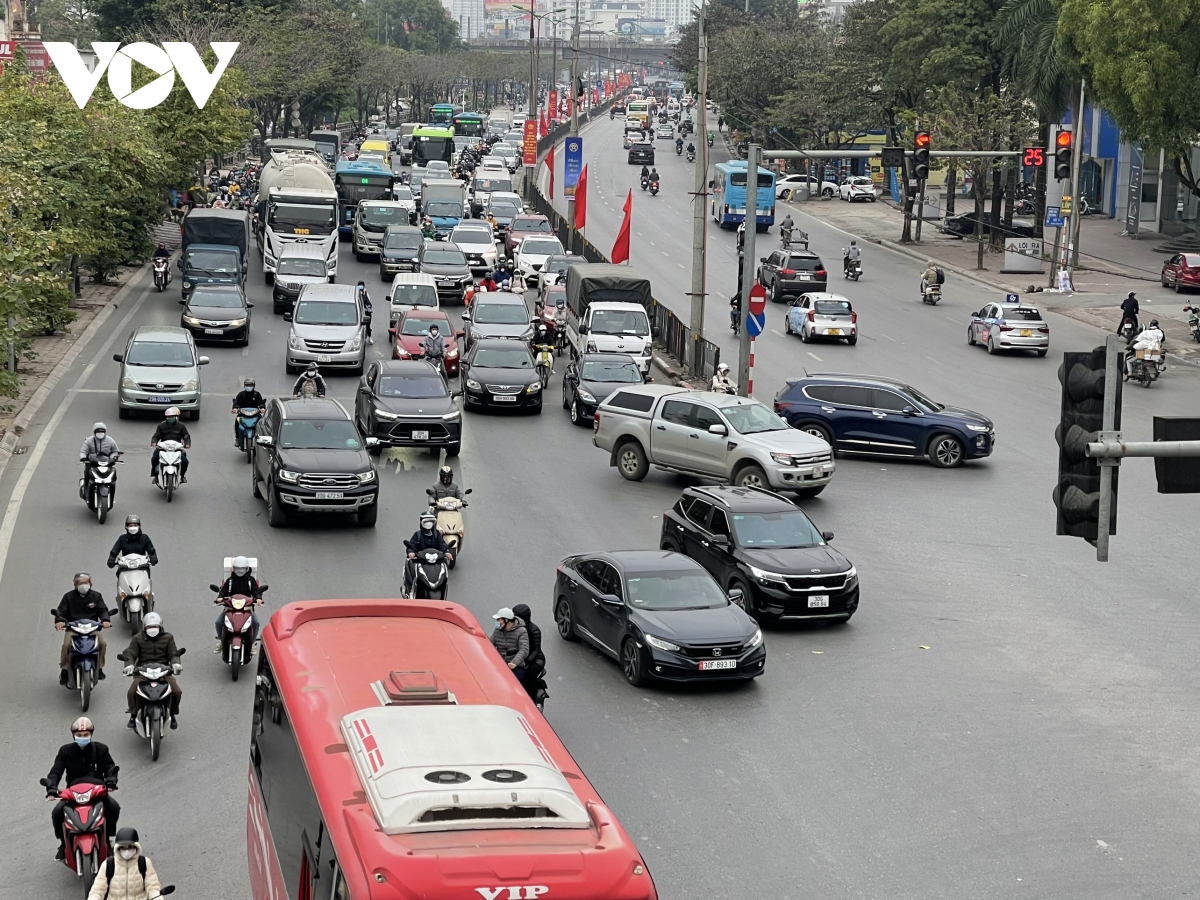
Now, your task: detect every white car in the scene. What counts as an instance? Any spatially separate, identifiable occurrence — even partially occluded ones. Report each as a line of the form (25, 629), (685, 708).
(389, 184), (417, 221)
(655, 123), (675, 140)
(450, 224), (499, 274)
(492, 143), (520, 171)
(838, 176), (879, 202)
(515, 236), (566, 287)
(425, 160), (451, 176)
(479, 157), (507, 173)
(784, 292), (857, 345)
(487, 191), (524, 214)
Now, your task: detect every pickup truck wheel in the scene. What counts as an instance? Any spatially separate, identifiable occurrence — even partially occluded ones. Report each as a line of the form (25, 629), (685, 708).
(733, 463), (769, 489)
(554, 597), (579, 641)
(615, 441), (649, 481)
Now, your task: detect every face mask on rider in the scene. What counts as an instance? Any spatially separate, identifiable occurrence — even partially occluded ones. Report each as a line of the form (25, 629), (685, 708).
(76, 583), (90, 595)
(126, 526), (139, 535)
(74, 735), (91, 747)
(119, 848), (137, 860)
(145, 626), (161, 638)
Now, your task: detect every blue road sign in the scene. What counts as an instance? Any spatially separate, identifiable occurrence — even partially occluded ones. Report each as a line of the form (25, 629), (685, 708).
(746, 311), (766, 337)
(1045, 206), (1064, 228)
(564, 137), (583, 197)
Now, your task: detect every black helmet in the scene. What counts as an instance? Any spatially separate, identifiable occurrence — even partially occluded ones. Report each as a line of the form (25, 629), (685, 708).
(1127, 291), (1137, 300)
(1149, 319), (1160, 328)
(439, 465), (453, 485)
(113, 827), (139, 846)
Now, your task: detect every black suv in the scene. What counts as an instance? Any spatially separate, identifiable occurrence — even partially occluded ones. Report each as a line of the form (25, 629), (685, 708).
(251, 398), (380, 528)
(758, 249), (827, 302)
(660, 485), (859, 623)
(627, 142), (655, 165)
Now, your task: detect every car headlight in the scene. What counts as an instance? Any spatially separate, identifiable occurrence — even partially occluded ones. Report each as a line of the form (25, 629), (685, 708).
(182, 315), (203, 326)
(644, 634), (680, 652)
(287, 332), (303, 350)
(374, 408), (399, 421)
(466, 378), (482, 391)
(967, 424), (990, 432)
(844, 566), (858, 587)
(746, 628), (763, 649)
(182, 280), (193, 289)
(446, 347), (459, 359)
(577, 389), (596, 404)
(526, 381), (541, 393)
(642, 344), (653, 356)
(358, 470), (376, 484)
(442, 410), (461, 420)
(181, 379), (198, 392)
(346, 334), (362, 352)
(586, 341), (597, 352)
(748, 565), (787, 584)
(277, 469), (299, 483)
(770, 452), (794, 466)
(121, 376), (139, 391)
(226, 317), (247, 327)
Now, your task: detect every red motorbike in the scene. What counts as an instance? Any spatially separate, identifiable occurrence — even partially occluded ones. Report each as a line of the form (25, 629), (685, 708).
(41, 776), (115, 890)
(210, 584), (268, 682)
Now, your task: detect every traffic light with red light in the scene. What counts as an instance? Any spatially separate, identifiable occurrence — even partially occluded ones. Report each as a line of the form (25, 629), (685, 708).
(913, 131), (931, 180)
(1054, 130), (1073, 181)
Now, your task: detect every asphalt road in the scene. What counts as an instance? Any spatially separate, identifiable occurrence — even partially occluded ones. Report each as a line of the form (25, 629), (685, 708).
(3, 120), (1200, 900)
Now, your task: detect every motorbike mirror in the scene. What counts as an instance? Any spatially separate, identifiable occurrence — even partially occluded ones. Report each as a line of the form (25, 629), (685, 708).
(109, 608), (119, 615)
(116, 652), (127, 661)
(159, 887), (177, 896)
(178, 299), (186, 305)
(209, 584), (220, 592)
(177, 648), (186, 656)
(821, 531), (835, 542)
(282, 312), (293, 322)
(49, 607), (57, 614)
(464, 488), (473, 495)
(39, 777), (51, 787)
(259, 585), (269, 593)
(426, 487), (435, 495)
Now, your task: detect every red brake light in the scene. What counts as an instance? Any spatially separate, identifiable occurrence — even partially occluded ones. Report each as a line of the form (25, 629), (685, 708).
(780, 268), (795, 276)
(851, 312), (858, 323)
(593, 412), (600, 431)
(815, 269), (827, 276)
(1038, 326), (1050, 333)
(807, 310), (815, 322)
(999, 324), (1014, 331)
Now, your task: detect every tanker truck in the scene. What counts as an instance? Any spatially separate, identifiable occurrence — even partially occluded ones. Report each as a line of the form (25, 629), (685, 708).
(254, 150), (339, 284)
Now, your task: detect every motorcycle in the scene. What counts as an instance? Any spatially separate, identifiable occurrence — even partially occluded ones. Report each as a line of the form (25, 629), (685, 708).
(41, 774), (118, 891)
(403, 542), (450, 600)
(51, 609), (116, 711)
(427, 488), (471, 565)
(1119, 317), (1138, 344)
(80, 452), (122, 524)
(844, 255), (862, 281)
(649, 179), (659, 196)
(921, 284), (942, 305)
(640, 175), (649, 191)
(235, 407), (261, 463)
(120, 649), (185, 761)
(1184, 306), (1200, 343)
(1127, 347), (1164, 388)
(686, 149), (695, 162)
(114, 554), (153, 633)
(414, 347), (448, 379)
(210, 583), (268, 682)
(154, 440), (185, 502)
(523, 664), (549, 712)
(730, 306), (741, 336)
(554, 322), (567, 357)
(610, 109), (615, 120)
(153, 257), (170, 292)
(675, 143), (683, 156)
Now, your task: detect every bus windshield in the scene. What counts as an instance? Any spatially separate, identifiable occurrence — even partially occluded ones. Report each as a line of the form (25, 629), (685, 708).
(428, 105), (455, 125)
(412, 135), (454, 166)
(452, 114), (486, 137)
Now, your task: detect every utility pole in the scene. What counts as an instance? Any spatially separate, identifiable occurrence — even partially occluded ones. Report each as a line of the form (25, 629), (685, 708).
(1068, 78), (1086, 269)
(525, 0), (537, 200)
(565, 0), (580, 245)
(737, 143), (760, 397)
(687, 0), (709, 369)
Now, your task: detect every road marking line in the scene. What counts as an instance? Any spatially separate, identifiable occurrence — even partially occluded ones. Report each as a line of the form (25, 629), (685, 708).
(882, 333), (897, 341)
(677, 263), (685, 269)
(806, 352), (823, 361)
(925, 355), (940, 364)
(771, 329), (785, 337)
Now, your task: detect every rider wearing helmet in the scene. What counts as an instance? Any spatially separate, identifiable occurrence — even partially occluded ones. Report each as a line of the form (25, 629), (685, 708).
(292, 362), (328, 398)
(89, 826), (163, 900)
(215, 555), (263, 654)
(430, 465), (465, 502)
(357, 281), (375, 344)
(150, 408), (190, 485)
(121, 611), (183, 730)
(79, 422), (120, 498)
(107, 515), (158, 569)
(405, 513), (453, 594)
(710, 362), (736, 394)
(421, 216), (437, 240)
(488, 608), (530, 681)
(1119, 291), (1140, 334)
(152, 243), (170, 261)
(844, 239), (861, 274)
(232, 378), (265, 446)
(421, 323), (446, 362)
(45, 717), (120, 858)
(55, 573), (112, 685)
(510, 603), (545, 697)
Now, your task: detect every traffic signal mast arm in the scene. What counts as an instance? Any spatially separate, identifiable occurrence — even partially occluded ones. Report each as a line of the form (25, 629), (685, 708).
(1087, 440), (1200, 458)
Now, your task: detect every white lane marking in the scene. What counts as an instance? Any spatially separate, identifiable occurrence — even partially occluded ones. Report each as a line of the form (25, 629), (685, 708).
(662, 251), (670, 257)
(242, 345), (251, 356)
(806, 352), (823, 361)
(881, 333), (897, 341)
(677, 263), (685, 269)
(771, 329), (785, 337)
(926, 355), (940, 364)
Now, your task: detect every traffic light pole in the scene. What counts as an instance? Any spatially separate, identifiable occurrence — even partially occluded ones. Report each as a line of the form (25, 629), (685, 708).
(737, 143), (759, 398)
(1093, 334), (1121, 562)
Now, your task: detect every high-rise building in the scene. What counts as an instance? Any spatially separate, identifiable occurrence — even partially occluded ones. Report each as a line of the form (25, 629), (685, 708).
(644, 0), (694, 29)
(587, 0), (645, 34)
(444, 0), (485, 38)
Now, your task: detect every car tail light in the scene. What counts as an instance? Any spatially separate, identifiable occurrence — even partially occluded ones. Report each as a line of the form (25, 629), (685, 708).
(807, 310), (815, 322)
(593, 412), (600, 432)
(999, 324), (1013, 331)
(815, 269), (827, 276)
(851, 312), (858, 323)
(1038, 325), (1050, 333)
(780, 268), (795, 276)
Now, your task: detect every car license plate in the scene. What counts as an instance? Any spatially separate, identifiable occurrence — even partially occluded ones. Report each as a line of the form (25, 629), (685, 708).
(317, 354), (332, 363)
(808, 595), (830, 608)
(412, 430), (429, 440)
(149, 396), (171, 403)
(492, 394), (516, 402)
(1019, 329), (1032, 337)
(204, 328), (224, 335)
(700, 659), (737, 671)
(827, 328), (842, 335)
(315, 492), (344, 500)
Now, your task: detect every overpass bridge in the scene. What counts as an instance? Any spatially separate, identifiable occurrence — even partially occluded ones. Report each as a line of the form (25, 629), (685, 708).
(467, 37), (676, 68)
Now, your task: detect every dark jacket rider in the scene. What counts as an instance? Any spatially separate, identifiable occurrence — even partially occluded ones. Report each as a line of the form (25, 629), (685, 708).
(150, 409), (190, 482)
(430, 465), (465, 501)
(292, 364), (328, 398)
(46, 717), (120, 854)
(107, 515), (158, 568)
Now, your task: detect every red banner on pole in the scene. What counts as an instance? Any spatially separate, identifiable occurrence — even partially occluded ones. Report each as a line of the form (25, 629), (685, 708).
(574, 165), (587, 231)
(548, 90), (558, 122)
(545, 143), (555, 200)
(612, 191), (632, 264)
(538, 109), (548, 137)
(522, 119), (538, 167)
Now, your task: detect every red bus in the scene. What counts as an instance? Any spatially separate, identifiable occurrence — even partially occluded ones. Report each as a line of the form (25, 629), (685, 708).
(248, 599), (658, 900)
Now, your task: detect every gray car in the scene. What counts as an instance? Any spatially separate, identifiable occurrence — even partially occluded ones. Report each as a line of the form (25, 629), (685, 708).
(461, 291), (533, 349)
(968, 301), (1050, 356)
(417, 242), (472, 305)
(284, 283), (367, 374)
(114, 325), (210, 420)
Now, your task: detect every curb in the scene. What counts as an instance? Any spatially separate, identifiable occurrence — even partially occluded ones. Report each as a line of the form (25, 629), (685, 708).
(651, 353), (678, 380)
(0, 263), (149, 483)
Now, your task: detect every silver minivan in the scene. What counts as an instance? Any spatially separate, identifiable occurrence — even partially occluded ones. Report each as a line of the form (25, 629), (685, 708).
(114, 325), (209, 420)
(284, 283), (367, 374)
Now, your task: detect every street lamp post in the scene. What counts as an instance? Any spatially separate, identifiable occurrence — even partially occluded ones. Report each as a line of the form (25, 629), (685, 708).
(512, 3), (567, 200)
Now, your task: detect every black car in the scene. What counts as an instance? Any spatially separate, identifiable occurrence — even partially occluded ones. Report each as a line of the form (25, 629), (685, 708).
(553, 549), (765, 686)
(758, 249), (827, 302)
(660, 485), (859, 623)
(354, 359), (462, 456)
(942, 213), (1036, 239)
(379, 225), (423, 282)
(562, 353), (643, 426)
(773, 373), (995, 468)
(627, 142), (655, 165)
(461, 338), (542, 413)
(178, 284), (252, 345)
(416, 242), (472, 304)
(251, 398), (380, 528)
(487, 199), (521, 233)
(461, 292), (533, 349)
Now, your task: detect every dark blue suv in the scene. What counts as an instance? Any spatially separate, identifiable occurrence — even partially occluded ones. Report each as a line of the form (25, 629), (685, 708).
(773, 373), (994, 468)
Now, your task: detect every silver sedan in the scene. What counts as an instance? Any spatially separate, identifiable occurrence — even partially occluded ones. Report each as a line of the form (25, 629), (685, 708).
(967, 301), (1049, 356)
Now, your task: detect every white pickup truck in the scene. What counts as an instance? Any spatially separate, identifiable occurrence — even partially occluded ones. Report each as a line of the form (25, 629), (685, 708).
(592, 384), (835, 497)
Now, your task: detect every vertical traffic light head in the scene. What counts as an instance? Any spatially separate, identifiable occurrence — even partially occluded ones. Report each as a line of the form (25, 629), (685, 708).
(1055, 130), (1073, 181)
(913, 130), (931, 180)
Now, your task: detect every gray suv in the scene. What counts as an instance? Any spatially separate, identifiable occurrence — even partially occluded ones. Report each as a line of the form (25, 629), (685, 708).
(284, 283), (367, 375)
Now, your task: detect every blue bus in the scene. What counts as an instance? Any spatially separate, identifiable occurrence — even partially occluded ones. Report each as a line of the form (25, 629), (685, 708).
(334, 160), (394, 236)
(710, 161), (776, 229)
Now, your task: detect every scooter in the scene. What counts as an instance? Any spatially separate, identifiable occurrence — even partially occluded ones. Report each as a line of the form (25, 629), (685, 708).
(686, 149), (695, 162)
(675, 143), (683, 156)
(114, 554), (153, 633)
(922, 284), (941, 305)
(235, 407), (261, 463)
(427, 488), (471, 565)
(41, 774), (118, 891)
(403, 542), (450, 600)
(844, 255), (863, 281)
(554, 322), (567, 356)
(1127, 348), (1164, 388)
(640, 175), (649, 191)
(120, 649), (185, 761)
(154, 440), (185, 502)
(1184, 306), (1200, 343)
(153, 257), (170, 292)
(210, 584), (268, 682)
(1119, 317), (1138, 344)
(80, 452), (121, 524)
(51, 609), (116, 712)
(649, 180), (659, 196)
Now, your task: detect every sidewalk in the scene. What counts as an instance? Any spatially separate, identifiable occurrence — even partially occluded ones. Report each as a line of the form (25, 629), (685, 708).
(786, 193), (1200, 360)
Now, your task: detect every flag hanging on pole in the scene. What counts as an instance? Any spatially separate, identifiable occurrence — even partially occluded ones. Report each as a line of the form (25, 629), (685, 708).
(612, 190), (632, 264)
(539, 109), (548, 137)
(574, 165), (588, 231)
(545, 143), (555, 200)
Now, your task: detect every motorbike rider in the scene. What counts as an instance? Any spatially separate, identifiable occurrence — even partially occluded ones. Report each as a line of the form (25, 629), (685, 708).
(80, 422), (121, 499)
(640, 164), (650, 185)
(730, 293), (741, 332)
(421, 216), (438, 240)
(45, 717), (120, 858)
(86, 827), (162, 900)
(510, 603), (545, 697)
(404, 513), (454, 594)
(430, 465), (465, 502)
(215, 555), (263, 654)
(488, 608), (530, 682)
(844, 240), (861, 274)
(675, 136), (684, 154)
(107, 515), (158, 570)
(686, 142), (695, 158)
(292, 362), (327, 398)
(150, 408), (190, 485)
(553, 297), (568, 332)
(1125, 319), (1165, 379)
(357, 281), (375, 344)
(648, 167), (660, 189)
(920, 259), (940, 296)
(232, 377), (265, 446)
(56, 573), (112, 685)
(710, 361), (736, 394)
(477, 272), (498, 293)
(152, 243), (170, 262)
(121, 612), (182, 731)
(1119, 291), (1140, 335)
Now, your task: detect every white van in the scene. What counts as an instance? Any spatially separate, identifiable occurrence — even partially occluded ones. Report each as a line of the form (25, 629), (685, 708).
(388, 272), (440, 330)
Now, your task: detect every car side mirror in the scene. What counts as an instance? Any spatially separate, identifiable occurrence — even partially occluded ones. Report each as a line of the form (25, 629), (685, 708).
(708, 423), (727, 436)
(902, 405), (918, 417)
(821, 531), (835, 542)
(112, 354), (124, 363)
(728, 587), (744, 604)
(255, 435), (273, 447)
(711, 534), (730, 546)
(364, 437), (380, 448)
(579, 324), (588, 335)
(209, 584), (220, 592)
(198, 356), (210, 365)
(599, 593), (623, 607)
(282, 312), (293, 322)
(456, 329), (465, 338)
(461, 313), (470, 321)
(247, 303), (254, 308)
(760, 257), (767, 263)
(178, 299), (186, 305)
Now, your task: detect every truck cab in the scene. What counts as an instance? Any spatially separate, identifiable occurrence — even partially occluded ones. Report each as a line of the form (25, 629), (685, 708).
(564, 264), (654, 377)
(179, 243), (244, 301)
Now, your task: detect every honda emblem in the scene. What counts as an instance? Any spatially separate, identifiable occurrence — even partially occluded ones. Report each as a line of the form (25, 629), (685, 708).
(712, 648), (721, 656)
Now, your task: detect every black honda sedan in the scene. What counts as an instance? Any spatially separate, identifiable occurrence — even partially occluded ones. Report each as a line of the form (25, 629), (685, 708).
(553, 549), (765, 686)
(179, 284), (252, 345)
(461, 338), (542, 413)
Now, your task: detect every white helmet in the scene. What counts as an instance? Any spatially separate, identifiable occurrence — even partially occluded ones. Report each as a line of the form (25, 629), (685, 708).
(717, 362), (730, 376)
(165, 407), (181, 418)
(233, 555), (250, 576)
(143, 612), (163, 629)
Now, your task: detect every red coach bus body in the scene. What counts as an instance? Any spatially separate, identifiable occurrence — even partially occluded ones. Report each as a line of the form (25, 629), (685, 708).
(247, 599), (657, 900)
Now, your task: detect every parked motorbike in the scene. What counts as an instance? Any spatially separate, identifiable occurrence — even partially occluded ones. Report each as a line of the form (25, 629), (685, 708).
(210, 583), (268, 682)
(403, 541), (449, 600)
(120, 649), (185, 761)
(649, 179), (659, 196)
(80, 452), (121, 524)
(155, 440), (185, 502)
(427, 488), (471, 565)
(235, 407), (261, 463)
(51, 609), (116, 711)
(114, 554), (153, 633)
(153, 257), (170, 292)
(41, 774), (117, 890)
(1184, 306), (1200, 343)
